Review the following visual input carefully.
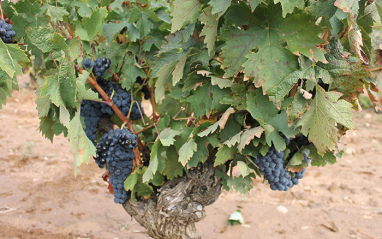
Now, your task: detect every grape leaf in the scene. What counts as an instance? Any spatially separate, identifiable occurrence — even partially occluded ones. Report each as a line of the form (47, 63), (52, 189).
(35, 95), (51, 118)
(171, 0), (201, 33)
(26, 27), (56, 53)
(274, 0), (305, 17)
(297, 87), (355, 154)
(287, 91), (311, 126)
(159, 128), (182, 146)
(246, 89), (279, 125)
(46, 5), (69, 21)
(210, 76), (233, 89)
(215, 144), (236, 166)
(222, 3), (325, 86)
(155, 61), (177, 103)
(223, 131), (242, 147)
(236, 161), (253, 178)
(198, 107), (235, 137)
(227, 174), (254, 193)
(0, 71), (16, 109)
(179, 138), (197, 166)
(67, 109), (96, 174)
(0, 41), (22, 78)
(120, 55), (146, 90)
(129, 7), (159, 37)
(248, 0), (261, 12)
(81, 8), (108, 41)
(268, 63), (333, 103)
(143, 140), (161, 182)
(200, 6), (220, 56)
(334, 0), (359, 16)
(124, 170), (138, 191)
(237, 127), (264, 152)
(208, 0), (231, 15)
(164, 146), (184, 179)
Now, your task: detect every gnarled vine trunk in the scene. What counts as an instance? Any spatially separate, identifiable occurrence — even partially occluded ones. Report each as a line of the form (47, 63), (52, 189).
(123, 162), (222, 239)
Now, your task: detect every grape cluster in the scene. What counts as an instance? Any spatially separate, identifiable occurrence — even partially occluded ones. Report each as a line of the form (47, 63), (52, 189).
(252, 146), (310, 191)
(81, 77), (143, 142)
(95, 128), (138, 204)
(82, 57), (111, 76)
(136, 76), (151, 100)
(0, 20), (16, 43)
(80, 100), (103, 144)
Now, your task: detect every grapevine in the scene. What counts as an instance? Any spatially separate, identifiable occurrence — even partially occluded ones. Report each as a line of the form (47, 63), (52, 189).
(1, 0), (382, 238)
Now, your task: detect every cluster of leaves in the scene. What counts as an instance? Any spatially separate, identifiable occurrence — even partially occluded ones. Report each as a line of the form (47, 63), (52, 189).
(1, 0), (381, 197)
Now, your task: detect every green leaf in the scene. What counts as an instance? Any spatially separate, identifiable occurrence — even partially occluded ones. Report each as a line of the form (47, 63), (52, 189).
(236, 161), (252, 178)
(143, 140), (161, 182)
(159, 128), (182, 146)
(171, 0), (201, 33)
(81, 8), (108, 41)
(129, 7), (158, 37)
(179, 138), (197, 166)
(227, 174), (254, 193)
(69, 37), (83, 60)
(172, 53), (188, 86)
(210, 75), (233, 89)
(268, 62), (333, 103)
(307, 145), (337, 166)
(209, 0), (231, 15)
(26, 27), (56, 53)
(274, 0), (305, 17)
(35, 96), (51, 118)
(237, 127), (264, 152)
(187, 84), (213, 118)
(246, 89), (279, 125)
(0, 41), (20, 78)
(215, 144), (236, 166)
(286, 91), (311, 126)
(164, 146), (184, 179)
(198, 107), (235, 137)
(200, 6), (220, 56)
(67, 109), (96, 174)
(297, 88), (355, 154)
(222, 4), (325, 81)
(124, 170), (138, 191)
(155, 61), (177, 103)
(120, 55), (145, 90)
(59, 105), (70, 127)
(46, 5), (69, 21)
(223, 131), (242, 147)
(248, 0), (261, 12)
(334, 0), (359, 16)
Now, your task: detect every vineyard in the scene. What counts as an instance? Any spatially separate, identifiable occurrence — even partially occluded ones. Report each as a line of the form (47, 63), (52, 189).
(0, 0), (382, 238)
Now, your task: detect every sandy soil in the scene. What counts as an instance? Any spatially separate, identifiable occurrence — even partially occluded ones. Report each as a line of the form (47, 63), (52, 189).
(0, 75), (381, 239)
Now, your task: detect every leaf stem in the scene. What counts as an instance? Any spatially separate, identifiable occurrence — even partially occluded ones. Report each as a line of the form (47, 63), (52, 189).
(135, 124), (154, 134)
(370, 66), (382, 72)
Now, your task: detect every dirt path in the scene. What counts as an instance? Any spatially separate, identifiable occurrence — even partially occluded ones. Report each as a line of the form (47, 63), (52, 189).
(0, 76), (381, 239)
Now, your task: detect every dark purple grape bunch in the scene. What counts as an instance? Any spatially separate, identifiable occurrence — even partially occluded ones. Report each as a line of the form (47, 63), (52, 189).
(251, 135), (311, 191)
(94, 128), (137, 204)
(0, 20), (16, 43)
(82, 57), (111, 76)
(136, 76), (151, 100)
(80, 100), (103, 144)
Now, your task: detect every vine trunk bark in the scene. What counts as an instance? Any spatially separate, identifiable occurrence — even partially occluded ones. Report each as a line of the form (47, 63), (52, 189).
(123, 162), (222, 239)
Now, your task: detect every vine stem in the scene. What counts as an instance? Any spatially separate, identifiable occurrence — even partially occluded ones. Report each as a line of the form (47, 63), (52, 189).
(370, 66), (382, 72)
(135, 124), (154, 134)
(74, 64), (133, 132)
